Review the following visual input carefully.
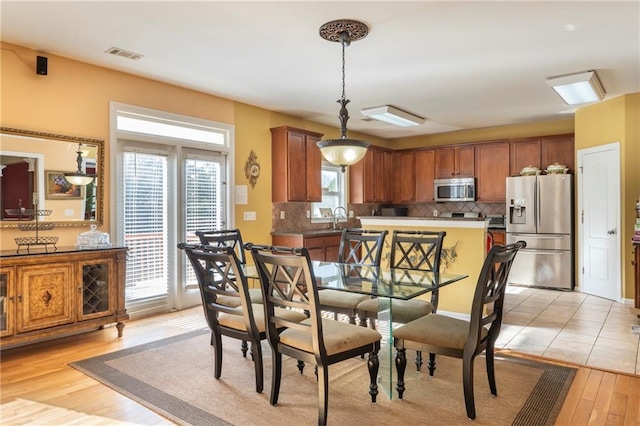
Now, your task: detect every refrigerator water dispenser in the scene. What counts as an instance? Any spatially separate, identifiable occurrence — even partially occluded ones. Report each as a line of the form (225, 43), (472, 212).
(509, 199), (527, 224)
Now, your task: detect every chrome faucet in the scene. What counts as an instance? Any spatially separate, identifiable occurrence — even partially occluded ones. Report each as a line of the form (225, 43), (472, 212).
(332, 206), (348, 230)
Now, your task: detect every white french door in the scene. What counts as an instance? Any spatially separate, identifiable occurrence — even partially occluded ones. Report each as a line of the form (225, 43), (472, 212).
(182, 150), (227, 305)
(111, 103), (234, 316)
(116, 143), (228, 315)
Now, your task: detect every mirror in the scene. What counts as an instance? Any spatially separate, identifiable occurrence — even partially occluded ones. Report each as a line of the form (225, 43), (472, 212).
(0, 127), (104, 228)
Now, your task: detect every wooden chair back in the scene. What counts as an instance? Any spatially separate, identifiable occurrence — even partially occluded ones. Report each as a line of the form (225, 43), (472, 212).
(390, 230), (446, 272)
(467, 241), (526, 355)
(338, 228), (388, 266)
(179, 243), (257, 337)
(195, 229), (246, 264)
(250, 245), (328, 358)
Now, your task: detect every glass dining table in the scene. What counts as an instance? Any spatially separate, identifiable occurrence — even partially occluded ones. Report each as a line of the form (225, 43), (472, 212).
(244, 260), (468, 399)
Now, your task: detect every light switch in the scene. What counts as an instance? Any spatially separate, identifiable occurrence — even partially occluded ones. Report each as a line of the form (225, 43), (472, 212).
(306, 210), (311, 218)
(244, 211), (256, 221)
(349, 210), (354, 218)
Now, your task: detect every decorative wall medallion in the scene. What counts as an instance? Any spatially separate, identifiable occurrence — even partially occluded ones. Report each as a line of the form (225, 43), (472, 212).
(244, 150), (260, 189)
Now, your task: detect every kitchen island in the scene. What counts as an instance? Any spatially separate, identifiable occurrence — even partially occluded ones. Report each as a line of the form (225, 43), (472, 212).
(360, 216), (489, 316)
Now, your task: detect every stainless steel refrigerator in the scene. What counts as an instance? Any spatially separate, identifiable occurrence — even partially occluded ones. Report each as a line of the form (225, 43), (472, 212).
(506, 174), (574, 290)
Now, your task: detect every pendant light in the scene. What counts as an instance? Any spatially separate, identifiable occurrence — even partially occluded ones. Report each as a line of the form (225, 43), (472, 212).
(317, 19), (370, 172)
(64, 143), (96, 185)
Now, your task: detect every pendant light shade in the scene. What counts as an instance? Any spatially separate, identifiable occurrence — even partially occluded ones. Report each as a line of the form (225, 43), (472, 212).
(316, 138), (369, 169)
(64, 143), (95, 186)
(317, 19), (370, 172)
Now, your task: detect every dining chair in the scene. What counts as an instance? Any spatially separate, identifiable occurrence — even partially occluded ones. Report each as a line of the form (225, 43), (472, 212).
(317, 228), (388, 324)
(195, 229), (263, 306)
(179, 243), (307, 393)
(392, 241), (526, 420)
(250, 244), (382, 426)
(357, 230), (446, 370)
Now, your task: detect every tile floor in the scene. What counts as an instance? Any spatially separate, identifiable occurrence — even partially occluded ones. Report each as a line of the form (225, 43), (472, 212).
(498, 285), (640, 375)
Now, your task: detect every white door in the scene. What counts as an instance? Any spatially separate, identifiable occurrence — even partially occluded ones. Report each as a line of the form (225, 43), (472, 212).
(578, 142), (621, 301)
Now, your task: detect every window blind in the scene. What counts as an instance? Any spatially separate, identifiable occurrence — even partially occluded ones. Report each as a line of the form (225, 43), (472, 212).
(122, 151), (169, 301)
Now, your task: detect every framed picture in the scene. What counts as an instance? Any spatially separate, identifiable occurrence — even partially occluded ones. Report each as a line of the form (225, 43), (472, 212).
(45, 170), (84, 199)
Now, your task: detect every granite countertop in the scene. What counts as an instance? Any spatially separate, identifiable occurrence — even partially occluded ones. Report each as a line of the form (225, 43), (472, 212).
(359, 215), (487, 221)
(271, 229), (343, 237)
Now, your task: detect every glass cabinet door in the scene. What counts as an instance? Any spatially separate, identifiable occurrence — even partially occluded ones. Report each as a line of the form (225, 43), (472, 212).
(80, 261), (113, 319)
(0, 267), (14, 337)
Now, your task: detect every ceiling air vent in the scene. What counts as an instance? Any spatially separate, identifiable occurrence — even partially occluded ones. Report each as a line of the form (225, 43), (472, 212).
(105, 47), (144, 61)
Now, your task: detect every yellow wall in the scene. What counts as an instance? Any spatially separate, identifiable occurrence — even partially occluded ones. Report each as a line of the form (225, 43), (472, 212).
(575, 93), (640, 300)
(0, 42), (387, 250)
(390, 119), (574, 149)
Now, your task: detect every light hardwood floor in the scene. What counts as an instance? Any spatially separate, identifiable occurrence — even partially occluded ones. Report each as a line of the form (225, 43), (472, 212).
(1, 307), (639, 425)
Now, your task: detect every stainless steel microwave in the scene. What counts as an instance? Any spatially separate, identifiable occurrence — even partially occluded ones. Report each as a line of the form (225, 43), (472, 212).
(434, 177), (476, 202)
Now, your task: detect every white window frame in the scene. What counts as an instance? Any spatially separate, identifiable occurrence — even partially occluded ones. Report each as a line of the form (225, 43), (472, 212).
(311, 162), (348, 224)
(110, 102), (235, 316)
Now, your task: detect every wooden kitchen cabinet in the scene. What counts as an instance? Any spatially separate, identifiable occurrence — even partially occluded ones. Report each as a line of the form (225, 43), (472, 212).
(414, 149), (436, 202)
(435, 145), (475, 178)
(393, 150), (416, 203)
(271, 126), (323, 202)
(510, 134), (574, 175)
(0, 247), (128, 349)
(475, 141), (510, 202)
(272, 233), (341, 262)
(491, 230), (506, 246)
(349, 146), (393, 203)
(541, 135), (574, 172)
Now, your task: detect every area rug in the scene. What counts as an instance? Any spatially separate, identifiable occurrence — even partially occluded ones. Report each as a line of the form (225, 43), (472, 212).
(70, 329), (575, 426)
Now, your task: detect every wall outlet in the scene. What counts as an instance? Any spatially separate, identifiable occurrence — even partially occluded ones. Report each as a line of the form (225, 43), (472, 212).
(244, 211), (256, 221)
(433, 209), (439, 217)
(349, 210), (354, 218)
(280, 211), (285, 220)
(306, 210), (310, 219)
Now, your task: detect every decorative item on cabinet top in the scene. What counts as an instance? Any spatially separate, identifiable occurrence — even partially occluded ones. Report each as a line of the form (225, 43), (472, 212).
(244, 150), (260, 189)
(545, 163), (569, 174)
(76, 224), (111, 249)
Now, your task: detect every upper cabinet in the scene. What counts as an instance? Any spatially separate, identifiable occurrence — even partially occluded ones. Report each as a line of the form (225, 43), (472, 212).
(271, 126), (323, 202)
(349, 146), (393, 204)
(510, 134), (574, 176)
(541, 135), (575, 172)
(392, 151), (416, 203)
(475, 141), (510, 202)
(435, 145), (475, 178)
(414, 149), (436, 202)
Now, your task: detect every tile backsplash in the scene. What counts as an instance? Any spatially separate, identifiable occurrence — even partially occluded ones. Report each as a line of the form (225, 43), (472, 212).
(272, 202), (506, 233)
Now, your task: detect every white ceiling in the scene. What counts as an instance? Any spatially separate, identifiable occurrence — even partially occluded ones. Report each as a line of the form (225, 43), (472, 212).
(2, 1), (639, 139)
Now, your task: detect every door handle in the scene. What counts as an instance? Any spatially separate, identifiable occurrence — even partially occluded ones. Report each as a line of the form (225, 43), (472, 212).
(607, 229), (616, 235)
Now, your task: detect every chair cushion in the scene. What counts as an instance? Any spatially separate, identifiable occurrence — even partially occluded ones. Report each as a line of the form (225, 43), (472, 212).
(357, 298), (433, 323)
(218, 304), (306, 333)
(318, 289), (370, 309)
(216, 288), (263, 308)
(393, 314), (488, 350)
(279, 318), (381, 356)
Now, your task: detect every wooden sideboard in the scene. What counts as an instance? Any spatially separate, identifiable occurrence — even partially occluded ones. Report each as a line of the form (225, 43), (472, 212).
(635, 244), (640, 311)
(0, 246), (128, 349)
